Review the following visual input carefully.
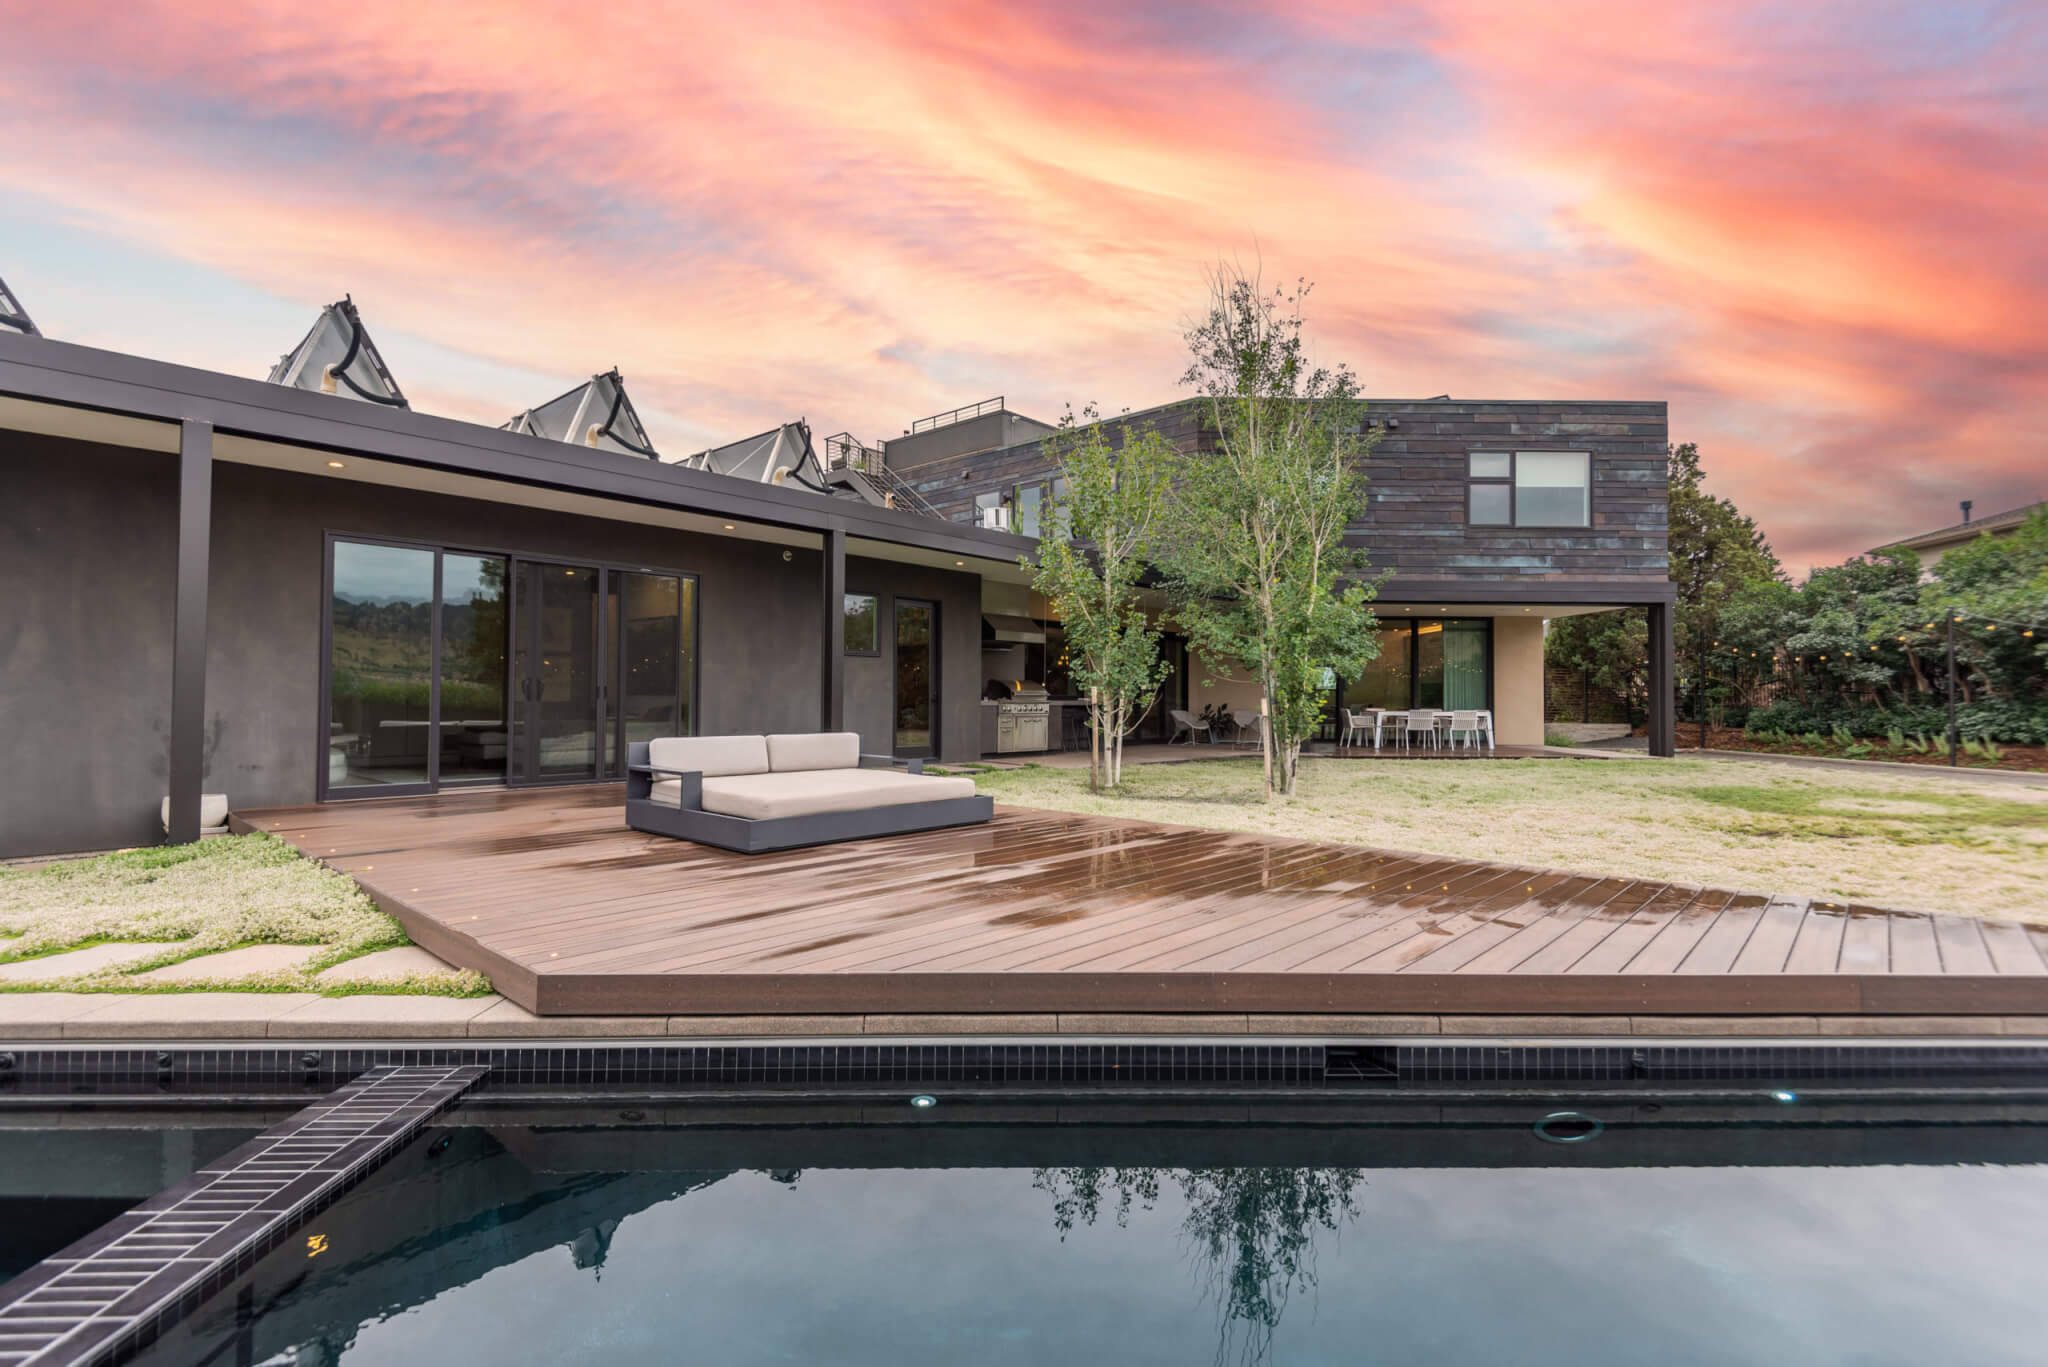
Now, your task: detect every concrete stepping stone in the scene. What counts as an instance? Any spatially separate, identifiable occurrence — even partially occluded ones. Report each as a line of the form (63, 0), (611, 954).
(0, 942), (184, 982)
(315, 946), (456, 983)
(134, 944), (329, 983)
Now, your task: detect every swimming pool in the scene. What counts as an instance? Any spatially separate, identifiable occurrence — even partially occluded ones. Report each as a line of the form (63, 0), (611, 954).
(43, 1092), (2046, 1366)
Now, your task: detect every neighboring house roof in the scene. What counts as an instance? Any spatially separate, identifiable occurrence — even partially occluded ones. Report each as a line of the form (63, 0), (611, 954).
(1873, 500), (2044, 554)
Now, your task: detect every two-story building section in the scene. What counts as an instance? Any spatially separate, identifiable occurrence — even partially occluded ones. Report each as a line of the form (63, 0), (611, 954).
(863, 396), (1677, 758)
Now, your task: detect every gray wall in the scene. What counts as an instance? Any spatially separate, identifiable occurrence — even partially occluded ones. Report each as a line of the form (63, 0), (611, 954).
(2, 432), (983, 857)
(1, 439), (178, 855)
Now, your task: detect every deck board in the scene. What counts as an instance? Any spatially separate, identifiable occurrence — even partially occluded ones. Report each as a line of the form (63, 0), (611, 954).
(234, 786), (2048, 1017)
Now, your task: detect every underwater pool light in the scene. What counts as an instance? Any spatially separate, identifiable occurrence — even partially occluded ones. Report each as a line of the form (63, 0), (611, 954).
(1771, 1090), (1798, 1103)
(910, 1094), (938, 1110)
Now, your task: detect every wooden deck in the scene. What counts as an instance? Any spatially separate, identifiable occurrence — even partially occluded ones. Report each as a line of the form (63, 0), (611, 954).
(236, 786), (2048, 1017)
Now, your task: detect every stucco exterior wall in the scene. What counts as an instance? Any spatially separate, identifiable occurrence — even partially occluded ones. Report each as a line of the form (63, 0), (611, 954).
(3, 432), (984, 857)
(1491, 615), (1547, 746)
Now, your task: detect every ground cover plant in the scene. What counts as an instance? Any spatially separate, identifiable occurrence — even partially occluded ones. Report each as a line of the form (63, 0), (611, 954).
(0, 834), (490, 995)
(1672, 722), (2048, 773)
(964, 757), (2048, 922)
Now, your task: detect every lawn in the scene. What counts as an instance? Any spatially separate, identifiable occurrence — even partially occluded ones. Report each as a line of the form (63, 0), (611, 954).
(962, 757), (2048, 923)
(0, 834), (489, 994)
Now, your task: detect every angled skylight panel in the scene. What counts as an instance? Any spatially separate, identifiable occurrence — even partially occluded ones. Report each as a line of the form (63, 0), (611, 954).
(0, 273), (38, 335)
(695, 421), (830, 491)
(503, 369), (659, 459)
(267, 297), (409, 407)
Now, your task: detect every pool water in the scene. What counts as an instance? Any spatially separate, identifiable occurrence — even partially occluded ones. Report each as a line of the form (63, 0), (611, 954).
(72, 1096), (2044, 1366)
(0, 1118), (262, 1281)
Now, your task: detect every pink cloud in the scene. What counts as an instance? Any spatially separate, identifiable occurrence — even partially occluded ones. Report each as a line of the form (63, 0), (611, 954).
(1, 0), (2041, 566)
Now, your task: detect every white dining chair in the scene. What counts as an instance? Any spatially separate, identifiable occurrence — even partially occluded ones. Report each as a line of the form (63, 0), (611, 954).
(1341, 708), (1377, 750)
(1476, 710), (1496, 753)
(1448, 710), (1483, 751)
(1400, 710), (1438, 751)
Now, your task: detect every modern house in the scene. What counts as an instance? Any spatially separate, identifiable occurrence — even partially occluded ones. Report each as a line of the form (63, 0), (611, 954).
(1873, 499), (2044, 573)
(0, 298), (1034, 857)
(2, 277), (1675, 860)
(844, 396), (1678, 757)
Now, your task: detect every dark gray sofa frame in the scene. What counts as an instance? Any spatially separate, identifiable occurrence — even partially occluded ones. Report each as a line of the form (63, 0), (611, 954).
(624, 741), (994, 854)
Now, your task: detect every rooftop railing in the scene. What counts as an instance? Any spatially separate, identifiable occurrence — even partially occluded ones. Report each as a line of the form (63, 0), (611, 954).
(908, 396), (1005, 434)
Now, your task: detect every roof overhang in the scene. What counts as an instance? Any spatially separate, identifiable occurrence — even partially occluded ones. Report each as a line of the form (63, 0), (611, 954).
(0, 330), (1038, 577)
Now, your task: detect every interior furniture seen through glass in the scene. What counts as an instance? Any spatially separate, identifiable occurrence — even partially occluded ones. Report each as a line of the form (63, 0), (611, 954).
(327, 542), (695, 796)
(1341, 619), (1490, 712)
(894, 598), (937, 757)
(327, 541), (437, 790)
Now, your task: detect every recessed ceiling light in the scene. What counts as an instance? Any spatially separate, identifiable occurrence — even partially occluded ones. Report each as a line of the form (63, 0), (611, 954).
(955, 560), (965, 566)
(326, 460), (344, 469)
(723, 523), (735, 531)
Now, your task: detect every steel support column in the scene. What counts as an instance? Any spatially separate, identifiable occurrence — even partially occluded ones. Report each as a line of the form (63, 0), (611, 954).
(167, 420), (213, 843)
(1646, 599), (1676, 758)
(821, 525), (846, 731)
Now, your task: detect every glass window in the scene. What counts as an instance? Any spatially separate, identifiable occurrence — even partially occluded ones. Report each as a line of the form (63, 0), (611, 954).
(1469, 483), (1511, 525)
(437, 554), (509, 783)
(1444, 619), (1490, 710)
(1414, 620), (1446, 709)
(1468, 451), (1512, 479)
(1345, 624), (1413, 710)
(974, 490), (1006, 529)
(844, 592), (879, 654)
(1515, 451), (1590, 526)
(328, 541), (435, 790)
(1015, 484), (1044, 539)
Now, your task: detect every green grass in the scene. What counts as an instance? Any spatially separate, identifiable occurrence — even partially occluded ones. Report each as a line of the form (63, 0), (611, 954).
(0, 834), (491, 996)
(965, 757), (2048, 922)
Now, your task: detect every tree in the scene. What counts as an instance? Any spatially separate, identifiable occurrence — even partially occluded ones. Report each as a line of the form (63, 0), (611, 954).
(1546, 441), (1780, 728)
(1034, 1164), (1364, 1366)
(1030, 405), (1176, 790)
(1916, 506), (2048, 708)
(1161, 265), (1383, 797)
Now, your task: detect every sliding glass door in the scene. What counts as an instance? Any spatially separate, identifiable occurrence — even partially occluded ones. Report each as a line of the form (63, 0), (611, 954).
(1341, 619), (1492, 712)
(324, 537), (695, 797)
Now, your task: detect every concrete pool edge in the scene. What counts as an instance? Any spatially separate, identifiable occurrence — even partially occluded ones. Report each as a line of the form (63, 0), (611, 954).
(4, 993), (2048, 1042)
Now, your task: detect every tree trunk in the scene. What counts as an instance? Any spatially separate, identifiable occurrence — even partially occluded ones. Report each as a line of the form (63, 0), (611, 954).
(1258, 686), (1275, 799)
(1089, 685), (1103, 792)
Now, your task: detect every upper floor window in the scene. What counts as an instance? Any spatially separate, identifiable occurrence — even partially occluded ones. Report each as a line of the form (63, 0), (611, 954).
(1468, 451), (1590, 527)
(1015, 483), (1044, 538)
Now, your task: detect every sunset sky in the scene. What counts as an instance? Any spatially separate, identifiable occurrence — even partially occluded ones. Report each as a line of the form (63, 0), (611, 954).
(3, 1), (2041, 570)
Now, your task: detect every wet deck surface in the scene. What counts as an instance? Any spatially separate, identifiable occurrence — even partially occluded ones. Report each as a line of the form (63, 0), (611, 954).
(237, 786), (2048, 1017)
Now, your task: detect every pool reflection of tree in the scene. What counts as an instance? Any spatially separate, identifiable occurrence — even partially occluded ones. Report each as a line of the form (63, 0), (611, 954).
(1033, 1166), (1365, 1364)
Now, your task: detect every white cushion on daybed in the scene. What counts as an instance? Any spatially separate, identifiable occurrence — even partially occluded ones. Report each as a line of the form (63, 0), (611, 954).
(648, 734), (769, 777)
(650, 768), (976, 821)
(765, 732), (861, 772)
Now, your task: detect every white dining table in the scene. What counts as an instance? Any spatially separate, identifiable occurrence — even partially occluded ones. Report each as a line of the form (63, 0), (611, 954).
(1346, 709), (1493, 752)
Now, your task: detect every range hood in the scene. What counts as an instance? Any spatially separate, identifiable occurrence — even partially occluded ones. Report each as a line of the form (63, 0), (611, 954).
(982, 614), (1046, 646)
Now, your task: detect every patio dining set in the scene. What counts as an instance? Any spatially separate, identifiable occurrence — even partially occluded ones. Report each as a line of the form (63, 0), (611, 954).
(1340, 707), (1495, 752)
(1168, 705), (1495, 753)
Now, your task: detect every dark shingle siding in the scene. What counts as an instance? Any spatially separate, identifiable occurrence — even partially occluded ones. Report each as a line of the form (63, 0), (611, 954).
(914, 398), (1669, 585)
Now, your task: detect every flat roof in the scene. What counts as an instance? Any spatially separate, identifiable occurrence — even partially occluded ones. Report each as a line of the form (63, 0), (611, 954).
(0, 329), (1037, 573)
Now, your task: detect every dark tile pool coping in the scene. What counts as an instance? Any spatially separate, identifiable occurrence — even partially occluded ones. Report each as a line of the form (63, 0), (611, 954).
(0, 1064), (485, 1366)
(4, 1040), (2048, 1097)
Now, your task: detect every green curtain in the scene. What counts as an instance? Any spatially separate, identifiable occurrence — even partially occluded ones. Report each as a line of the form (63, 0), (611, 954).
(1443, 620), (1489, 710)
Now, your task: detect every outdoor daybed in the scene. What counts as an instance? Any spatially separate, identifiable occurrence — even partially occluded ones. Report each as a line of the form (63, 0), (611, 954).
(625, 733), (993, 853)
